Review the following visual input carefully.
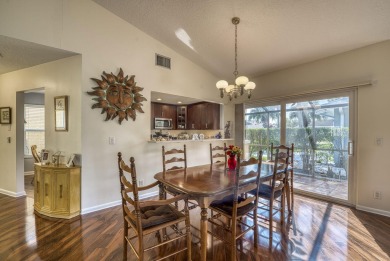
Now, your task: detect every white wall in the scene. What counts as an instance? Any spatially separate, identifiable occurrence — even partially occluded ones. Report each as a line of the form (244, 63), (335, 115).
(0, 0), (234, 211)
(0, 56), (82, 196)
(250, 40), (390, 216)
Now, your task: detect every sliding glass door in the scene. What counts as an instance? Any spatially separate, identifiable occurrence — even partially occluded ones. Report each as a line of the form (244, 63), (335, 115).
(244, 91), (355, 203)
(244, 105), (281, 160)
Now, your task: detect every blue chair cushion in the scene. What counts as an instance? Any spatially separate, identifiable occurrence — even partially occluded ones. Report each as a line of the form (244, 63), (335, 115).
(210, 194), (255, 216)
(249, 184), (283, 200)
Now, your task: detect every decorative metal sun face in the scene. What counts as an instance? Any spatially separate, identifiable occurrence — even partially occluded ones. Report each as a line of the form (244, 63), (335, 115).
(88, 68), (147, 124)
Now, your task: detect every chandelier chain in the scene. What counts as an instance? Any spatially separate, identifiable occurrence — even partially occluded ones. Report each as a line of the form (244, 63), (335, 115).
(234, 22), (238, 77)
(216, 16), (256, 100)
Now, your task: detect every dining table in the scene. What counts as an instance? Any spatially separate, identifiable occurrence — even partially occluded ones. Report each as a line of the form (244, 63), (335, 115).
(154, 162), (286, 261)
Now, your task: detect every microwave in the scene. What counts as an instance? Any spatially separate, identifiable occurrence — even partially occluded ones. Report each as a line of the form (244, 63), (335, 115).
(155, 118), (173, 129)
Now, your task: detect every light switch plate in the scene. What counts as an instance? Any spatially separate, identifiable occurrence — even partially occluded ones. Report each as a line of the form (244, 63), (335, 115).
(376, 137), (383, 146)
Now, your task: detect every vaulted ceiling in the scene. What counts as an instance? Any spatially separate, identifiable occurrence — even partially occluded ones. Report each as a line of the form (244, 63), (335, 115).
(1, 1), (390, 78)
(93, 0), (390, 79)
(0, 35), (76, 75)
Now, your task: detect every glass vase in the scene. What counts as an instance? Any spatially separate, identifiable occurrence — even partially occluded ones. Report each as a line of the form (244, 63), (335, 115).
(228, 155), (237, 170)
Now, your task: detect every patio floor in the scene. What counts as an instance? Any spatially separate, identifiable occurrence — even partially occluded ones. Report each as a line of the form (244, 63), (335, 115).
(294, 174), (348, 200)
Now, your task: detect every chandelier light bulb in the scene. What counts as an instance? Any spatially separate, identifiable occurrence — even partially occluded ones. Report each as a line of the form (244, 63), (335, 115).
(244, 81), (256, 90)
(216, 80), (228, 89)
(235, 76), (249, 86)
(226, 85), (235, 93)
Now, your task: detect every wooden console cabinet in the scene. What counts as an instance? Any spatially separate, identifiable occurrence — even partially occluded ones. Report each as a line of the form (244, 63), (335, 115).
(34, 163), (81, 220)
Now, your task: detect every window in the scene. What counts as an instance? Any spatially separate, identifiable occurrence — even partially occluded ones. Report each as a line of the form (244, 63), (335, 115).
(245, 105), (281, 160)
(24, 104), (45, 156)
(244, 92), (353, 202)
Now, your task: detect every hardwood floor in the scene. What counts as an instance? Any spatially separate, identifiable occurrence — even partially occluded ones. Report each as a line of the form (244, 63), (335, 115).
(1, 182), (389, 260)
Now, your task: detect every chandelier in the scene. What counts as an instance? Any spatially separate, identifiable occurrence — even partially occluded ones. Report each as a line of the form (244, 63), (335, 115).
(216, 17), (256, 100)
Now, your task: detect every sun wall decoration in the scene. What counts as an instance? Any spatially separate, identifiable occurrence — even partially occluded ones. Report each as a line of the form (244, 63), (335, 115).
(87, 68), (147, 124)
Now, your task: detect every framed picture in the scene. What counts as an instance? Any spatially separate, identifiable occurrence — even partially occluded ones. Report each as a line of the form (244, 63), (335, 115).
(0, 107), (11, 124)
(41, 149), (50, 164)
(66, 154), (76, 167)
(55, 96), (68, 131)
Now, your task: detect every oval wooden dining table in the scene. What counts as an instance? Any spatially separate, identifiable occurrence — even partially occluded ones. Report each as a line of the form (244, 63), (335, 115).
(154, 162), (283, 261)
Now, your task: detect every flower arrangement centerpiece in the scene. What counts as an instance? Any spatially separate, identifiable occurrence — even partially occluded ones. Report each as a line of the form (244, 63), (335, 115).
(225, 145), (242, 170)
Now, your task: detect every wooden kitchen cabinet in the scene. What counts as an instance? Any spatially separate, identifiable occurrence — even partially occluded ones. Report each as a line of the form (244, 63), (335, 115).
(34, 163), (81, 220)
(151, 101), (220, 130)
(177, 106), (187, 129)
(187, 103), (203, 129)
(204, 102), (221, 130)
(187, 102), (220, 130)
(151, 102), (177, 129)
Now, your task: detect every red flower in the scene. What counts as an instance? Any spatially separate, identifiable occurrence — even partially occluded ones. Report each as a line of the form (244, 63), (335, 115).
(225, 145), (242, 156)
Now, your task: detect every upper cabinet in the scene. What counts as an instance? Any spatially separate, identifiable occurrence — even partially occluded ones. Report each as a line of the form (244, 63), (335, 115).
(151, 100), (220, 130)
(151, 102), (177, 129)
(187, 102), (220, 130)
(177, 106), (187, 130)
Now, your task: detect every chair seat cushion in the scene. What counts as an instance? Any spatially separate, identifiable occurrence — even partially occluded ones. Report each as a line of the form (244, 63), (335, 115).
(131, 205), (184, 229)
(249, 184), (282, 199)
(210, 195), (255, 216)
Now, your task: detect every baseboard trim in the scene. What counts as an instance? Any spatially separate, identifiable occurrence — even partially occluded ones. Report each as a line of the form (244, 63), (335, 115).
(0, 189), (26, 197)
(356, 204), (390, 218)
(81, 190), (159, 215)
(24, 171), (34, 176)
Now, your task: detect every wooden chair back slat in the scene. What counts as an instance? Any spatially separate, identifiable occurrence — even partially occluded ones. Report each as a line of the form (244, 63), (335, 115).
(240, 157), (259, 167)
(210, 143), (227, 165)
(238, 170), (258, 181)
(162, 145), (187, 174)
(165, 157), (186, 164)
(270, 143), (294, 169)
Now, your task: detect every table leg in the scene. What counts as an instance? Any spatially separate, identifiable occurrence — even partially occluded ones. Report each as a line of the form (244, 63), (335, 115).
(159, 183), (168, 240)
(158, 182), (164, 200)
(285, 180), (291, 213)
(200, 207), (208, 261)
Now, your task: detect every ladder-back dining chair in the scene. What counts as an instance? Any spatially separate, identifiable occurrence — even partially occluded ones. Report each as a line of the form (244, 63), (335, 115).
(209, 143), (227, 166)
(208, 151), (263, 260)
(117, 152), (192, 261)
(251, 148), (288, 246)
(31, 145), (41, 184)
(270, 143), (294, 212)
(162, 145), (194, 209)
(162, 145), (187, 172)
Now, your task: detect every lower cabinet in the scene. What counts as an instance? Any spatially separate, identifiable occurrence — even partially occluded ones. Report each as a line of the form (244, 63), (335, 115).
(34, 163), (81, 220)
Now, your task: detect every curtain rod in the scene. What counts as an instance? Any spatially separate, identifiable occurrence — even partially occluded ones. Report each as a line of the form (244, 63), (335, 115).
(245, 81), (373, 107)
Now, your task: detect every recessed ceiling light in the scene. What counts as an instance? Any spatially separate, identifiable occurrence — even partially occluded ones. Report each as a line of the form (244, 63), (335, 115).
(156, 98), (162, 101)
(177, 101), (182, 104)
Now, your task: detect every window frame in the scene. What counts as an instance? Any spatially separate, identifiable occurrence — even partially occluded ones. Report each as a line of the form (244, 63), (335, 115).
(24, 104), (45, 157)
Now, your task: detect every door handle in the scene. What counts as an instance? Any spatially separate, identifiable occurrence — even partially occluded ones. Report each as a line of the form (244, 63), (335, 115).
(348, 141), (353, 155)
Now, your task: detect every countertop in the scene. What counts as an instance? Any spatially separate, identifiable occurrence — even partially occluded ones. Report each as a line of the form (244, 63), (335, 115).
(147, 138), (233, 143)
